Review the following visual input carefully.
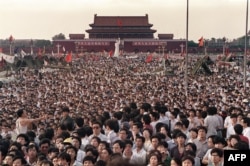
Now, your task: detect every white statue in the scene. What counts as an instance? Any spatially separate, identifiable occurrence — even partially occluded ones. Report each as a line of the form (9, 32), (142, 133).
(113, 38), (120, 57)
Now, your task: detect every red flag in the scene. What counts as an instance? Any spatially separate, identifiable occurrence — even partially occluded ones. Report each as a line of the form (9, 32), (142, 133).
(164, 54), (169, 60)
(65, 52), (72, 63)
(198, 37), (204, 47)
(0, 48), (2, 53)
(109, 50), (113, 57)
(145, 54), (153, 63)
(181, 50), (186, 57)
(9, 35), (14, 43)
(117, 18), (122, 27)
(225, 48), (229, 56)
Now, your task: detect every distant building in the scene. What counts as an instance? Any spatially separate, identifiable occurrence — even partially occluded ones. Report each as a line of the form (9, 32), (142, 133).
(52, 14), (186, 53)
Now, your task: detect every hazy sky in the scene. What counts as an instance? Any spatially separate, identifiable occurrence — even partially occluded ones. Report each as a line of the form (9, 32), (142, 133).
(0, 0), (247, 42)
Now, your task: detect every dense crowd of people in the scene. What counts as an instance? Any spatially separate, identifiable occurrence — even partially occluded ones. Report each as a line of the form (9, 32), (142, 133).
(0, 55), (250, 166)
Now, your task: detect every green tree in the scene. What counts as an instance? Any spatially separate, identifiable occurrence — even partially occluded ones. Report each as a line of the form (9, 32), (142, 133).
(188, 40), (197, 47)
(35, 40), (52, 48)
(52, 33), (66, 40)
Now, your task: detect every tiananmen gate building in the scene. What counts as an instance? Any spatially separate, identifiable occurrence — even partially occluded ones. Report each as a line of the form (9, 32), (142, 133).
(53, 14), (186, 54)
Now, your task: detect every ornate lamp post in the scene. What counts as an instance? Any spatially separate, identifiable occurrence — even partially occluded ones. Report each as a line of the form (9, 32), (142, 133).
(30, 39), (34, 55)
(205, 39), (208, 56)
(244, 0), (249, 90)
(9, 35), (14, 55)
(222, 37), (227, 56)
(185, 0), (189, 96)
(180, 43), (185, 55)
(158, 46), (161, 54)
(162, 43), (166, 57)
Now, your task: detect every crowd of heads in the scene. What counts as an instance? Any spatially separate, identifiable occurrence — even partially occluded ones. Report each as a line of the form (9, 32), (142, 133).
(0, 56), (250, 166)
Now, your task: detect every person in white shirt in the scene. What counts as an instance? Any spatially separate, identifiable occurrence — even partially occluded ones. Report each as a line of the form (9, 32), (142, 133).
(188, 109), (201, 129)
(209, 148), (224, 166)
(71, 136), (85, 163)
(158, 106), (169, 125)
(89, 121), (107, 142)
(204, 107), (220, 138)
(132, 136), (147, 165)
(65, 145), (82, 166)
(224, 107), (237, 129)
(241, 117), (250, 148)
(15, 109), (46, 135)
(105, 119), (119, 145)
(149, 112), (160, 135)
(226, 114), (237, 139)
(123, 139), (136, 163)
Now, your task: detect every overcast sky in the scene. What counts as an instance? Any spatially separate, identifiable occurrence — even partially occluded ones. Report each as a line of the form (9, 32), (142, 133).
(0, 0), (247, 42)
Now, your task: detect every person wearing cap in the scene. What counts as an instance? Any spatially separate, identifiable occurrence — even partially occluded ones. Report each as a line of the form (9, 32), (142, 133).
(15, 108), (47, 135)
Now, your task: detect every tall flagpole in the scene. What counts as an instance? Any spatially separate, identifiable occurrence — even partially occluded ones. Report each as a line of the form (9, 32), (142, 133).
(185, 0), (189, 96)
(244, 0), (248, 90)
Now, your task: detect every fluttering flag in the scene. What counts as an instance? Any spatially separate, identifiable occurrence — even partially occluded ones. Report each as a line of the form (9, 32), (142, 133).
(117, 18), (122, 27)
(181, 50), (186, 57)
(65, 52), (72, 63)
(198, 37), (204, 47)
(164, 54), (169, 60)
(145, 54), (153, 63)
(9, 35), (14, 43)
(109, 50), (113, 57)
(44, 60), (48, 66)
(62, 46), (66, 53)
(0, 53), (15, 64)
(20, 49), (27, 58)
(37, 48), (42, 58)
(225, 48), (229, 56)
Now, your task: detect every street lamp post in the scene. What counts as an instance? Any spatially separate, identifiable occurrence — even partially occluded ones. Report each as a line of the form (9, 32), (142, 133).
(162, 45), (165, 57)
(158, 46), (161, 54)
(30, 39), (34, 55)
(180, 44), (185, 55)
(56, 44), (61, 57)
(205, 40), (208, 56)
(222, 38), (227, 56)
(244, 0), (249, 90)
(162, 43), (166, 70)
(185, 0), (189, 96)
(9, 35), (14, 55)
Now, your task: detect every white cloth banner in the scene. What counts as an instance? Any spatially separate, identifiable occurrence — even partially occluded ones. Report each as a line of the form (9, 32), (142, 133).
(0, 53), (15, 64)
